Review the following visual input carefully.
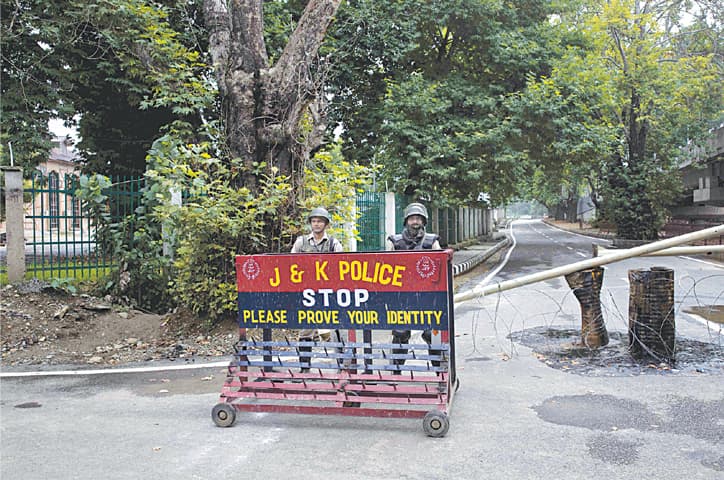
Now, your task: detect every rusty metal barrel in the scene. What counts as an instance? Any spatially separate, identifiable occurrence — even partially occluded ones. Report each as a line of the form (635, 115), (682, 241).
(628, 267), (676, 363)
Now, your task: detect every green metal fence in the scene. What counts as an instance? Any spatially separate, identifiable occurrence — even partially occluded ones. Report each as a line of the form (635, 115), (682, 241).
(355, 191), (386, 251)
(356, 195), (459, 249)
(3, 178), (482, 282)
(438, 207), (458, 246)
(4, 172), (144, 281)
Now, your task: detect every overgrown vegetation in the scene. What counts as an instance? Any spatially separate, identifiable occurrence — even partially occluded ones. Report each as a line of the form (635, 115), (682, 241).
(4, 0), (722, 321)
(77, 129), (374, 322)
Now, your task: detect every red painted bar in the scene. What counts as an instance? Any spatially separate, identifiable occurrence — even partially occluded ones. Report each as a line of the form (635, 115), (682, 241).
(221, 390), (447, 405)
(228, 369), (448, 384)
(229, 404), (431, 419)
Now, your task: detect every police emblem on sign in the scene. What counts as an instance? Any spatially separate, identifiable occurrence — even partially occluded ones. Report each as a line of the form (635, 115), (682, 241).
(241, 258), (261, 280)
(416, 255), (437, 279)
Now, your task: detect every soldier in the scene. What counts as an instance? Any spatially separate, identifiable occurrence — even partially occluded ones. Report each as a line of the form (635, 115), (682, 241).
(387, 202), (441, 374)
(291, 207), (343, 372)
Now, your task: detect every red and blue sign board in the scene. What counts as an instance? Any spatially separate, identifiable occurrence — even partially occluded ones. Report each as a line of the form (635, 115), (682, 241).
(235, 250), (452, 331)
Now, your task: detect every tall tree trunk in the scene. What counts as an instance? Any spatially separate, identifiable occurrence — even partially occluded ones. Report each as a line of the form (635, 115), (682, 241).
(617, 88), (657, 240)
(565, 196), (578, 223)
(203, 0), (342, 191)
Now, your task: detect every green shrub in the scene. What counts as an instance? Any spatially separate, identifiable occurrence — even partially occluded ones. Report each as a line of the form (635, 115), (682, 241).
(173, 167), (293, 321)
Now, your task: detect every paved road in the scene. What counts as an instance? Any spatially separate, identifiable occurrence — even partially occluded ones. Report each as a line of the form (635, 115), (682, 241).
(485, 220), (723, 342)
(2, 220), (722, 479)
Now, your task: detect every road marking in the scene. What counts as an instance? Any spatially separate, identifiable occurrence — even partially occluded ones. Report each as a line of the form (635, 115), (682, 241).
(679, 255), (724, 268)
(576, 252), (588, 258)
(478, 220), (518, 287)
(0, 360), (230, 378)
(685, 312), (724, 333)
(543, 221), (611, 244)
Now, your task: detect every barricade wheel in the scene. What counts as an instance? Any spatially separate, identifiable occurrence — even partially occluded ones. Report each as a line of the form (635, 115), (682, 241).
(423, 410), (449, 437)
(212, 403), (236, 427)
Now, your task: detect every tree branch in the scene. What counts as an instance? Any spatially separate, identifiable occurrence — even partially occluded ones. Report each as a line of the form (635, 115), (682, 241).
(203, 0), (232, 92)
(273, 0), (341, 98)
(229, 0), (269, 72)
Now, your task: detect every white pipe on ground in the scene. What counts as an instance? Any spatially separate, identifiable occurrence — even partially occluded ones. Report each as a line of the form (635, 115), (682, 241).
(593, 244), (724, 257)
(454, 224), (724, 304)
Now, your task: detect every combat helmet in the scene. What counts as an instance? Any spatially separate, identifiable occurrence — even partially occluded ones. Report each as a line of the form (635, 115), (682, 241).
(403, 202), (428, 225)
(308, 207), (331, 224)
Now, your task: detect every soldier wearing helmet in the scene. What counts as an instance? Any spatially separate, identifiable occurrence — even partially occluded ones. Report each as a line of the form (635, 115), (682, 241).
(291, 207), (343, 253)
(386, 202), (440, 251)
(291, 207), (343, 372)
(387, 202), (441, 373)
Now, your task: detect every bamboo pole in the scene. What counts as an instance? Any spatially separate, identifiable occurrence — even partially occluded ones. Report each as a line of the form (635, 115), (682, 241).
(454, 223), (724, 304)
(593, 244), (724, 257)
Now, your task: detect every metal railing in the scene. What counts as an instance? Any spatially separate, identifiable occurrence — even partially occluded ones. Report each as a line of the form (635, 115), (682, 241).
(3, 177), (489, 281)
(660, 220), (723, 245)
(0, 172), (144, 281)
(355, 191), (386, 251)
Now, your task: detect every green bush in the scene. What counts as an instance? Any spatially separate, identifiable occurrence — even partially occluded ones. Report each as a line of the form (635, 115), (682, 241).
(173, 168), (294, 321)
(76, 173), (175, 312)
(77, 130), (375, 324)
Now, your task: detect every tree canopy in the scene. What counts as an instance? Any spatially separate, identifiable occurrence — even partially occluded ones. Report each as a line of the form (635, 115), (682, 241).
(2, 0), (722, 237)
(512, 0), (722, 239)
(326, 0), (560, 206)
(0, 0), (211, 174)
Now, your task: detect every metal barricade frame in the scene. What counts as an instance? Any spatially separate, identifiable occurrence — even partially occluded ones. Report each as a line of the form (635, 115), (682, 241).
(212, 249), (458, 437)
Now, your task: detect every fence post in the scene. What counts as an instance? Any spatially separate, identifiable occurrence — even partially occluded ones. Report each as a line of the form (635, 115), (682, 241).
(431, 207), (439, 239)
(474, 208), (479, 237)
(2, 166), (25, 282)
(346, 201), (358, 252)
(384, 192), (396, 248)
(162, 188), (182, 258)
(457, 207), (463, 244)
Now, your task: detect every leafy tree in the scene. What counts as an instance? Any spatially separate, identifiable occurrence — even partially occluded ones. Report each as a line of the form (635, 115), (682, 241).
(508, 66), (618, 222)
(0, 0), (74, 169)
(524, 0), (721, 239)
(326, 0), (558, 207)
(1, 0), (211, 175)
(60, 0), (379, 319)
(324, 0), (426, 166)
(71, 0), (214, 175)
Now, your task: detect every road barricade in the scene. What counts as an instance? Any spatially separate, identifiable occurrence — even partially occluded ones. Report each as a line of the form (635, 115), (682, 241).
(212, 249), (459, 436)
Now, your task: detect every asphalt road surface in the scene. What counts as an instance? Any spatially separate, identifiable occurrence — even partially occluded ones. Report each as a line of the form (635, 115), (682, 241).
(2, 219), (722, 479)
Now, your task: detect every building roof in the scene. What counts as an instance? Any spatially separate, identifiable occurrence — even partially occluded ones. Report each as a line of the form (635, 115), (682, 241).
(49, 136), (79, 163)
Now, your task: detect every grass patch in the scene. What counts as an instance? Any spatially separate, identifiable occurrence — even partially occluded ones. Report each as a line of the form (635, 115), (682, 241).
(0, 262), (114, 286)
